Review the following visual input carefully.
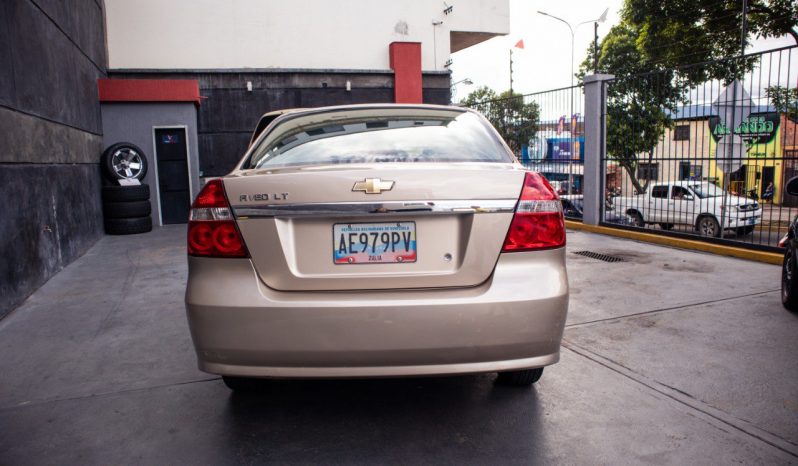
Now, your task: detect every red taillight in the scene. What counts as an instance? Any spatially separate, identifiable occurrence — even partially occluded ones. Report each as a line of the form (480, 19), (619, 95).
(501, 172), (566, 252)
(187, 179), (248, 257)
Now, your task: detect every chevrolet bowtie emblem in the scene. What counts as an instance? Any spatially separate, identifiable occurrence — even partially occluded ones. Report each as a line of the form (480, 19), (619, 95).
(352, 178), (395, 194)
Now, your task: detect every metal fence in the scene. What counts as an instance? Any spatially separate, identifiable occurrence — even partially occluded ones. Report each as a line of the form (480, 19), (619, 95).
(465, 46), (798, 251)
(467, 86), (587, 220)
(600, 46), (798, 250)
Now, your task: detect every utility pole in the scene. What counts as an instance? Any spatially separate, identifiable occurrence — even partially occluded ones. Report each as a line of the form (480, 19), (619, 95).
(722, 0), (749, 232)
(594, 22), (599, 73)
(509, 48), (514, 94)
(740, 0), (748, 55)
(538, 9), (608, 195)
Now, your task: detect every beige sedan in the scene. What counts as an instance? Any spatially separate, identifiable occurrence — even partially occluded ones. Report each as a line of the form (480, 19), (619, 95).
(185, 104), (569, 390)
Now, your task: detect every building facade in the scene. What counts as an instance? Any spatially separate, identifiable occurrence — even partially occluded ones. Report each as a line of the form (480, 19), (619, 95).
(0, 0), (107, 317)
(0, 0), (509, 317)
(617, 106), (798, 206)
(103, 0), (510, 176)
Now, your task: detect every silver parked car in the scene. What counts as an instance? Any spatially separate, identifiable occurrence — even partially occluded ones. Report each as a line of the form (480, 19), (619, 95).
(184, 104), (569, 390)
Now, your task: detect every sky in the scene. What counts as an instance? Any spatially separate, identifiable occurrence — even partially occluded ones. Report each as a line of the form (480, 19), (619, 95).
(450, 0), (797, 102)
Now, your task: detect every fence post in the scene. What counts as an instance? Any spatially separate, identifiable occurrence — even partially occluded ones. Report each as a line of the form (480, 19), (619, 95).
(582, 74), (614, 226)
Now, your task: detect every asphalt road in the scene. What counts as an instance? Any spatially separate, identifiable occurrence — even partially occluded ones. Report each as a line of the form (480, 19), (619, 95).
(0, 226), (795, 464)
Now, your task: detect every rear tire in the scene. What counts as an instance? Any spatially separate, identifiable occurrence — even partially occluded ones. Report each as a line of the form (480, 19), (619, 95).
(102, 184), (150, 202)
(783, 245), (798, 311)
(222, 376), (263, 392)
(630, 211), (645, 227)
(104, 216), (152, 235)
(103, 200), (151, 219)
(496, 368), (544, 386)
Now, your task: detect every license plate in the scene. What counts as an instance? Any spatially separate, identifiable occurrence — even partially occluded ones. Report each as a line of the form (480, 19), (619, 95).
(748, 218), (757, 225)
(333, 222), (417, 264)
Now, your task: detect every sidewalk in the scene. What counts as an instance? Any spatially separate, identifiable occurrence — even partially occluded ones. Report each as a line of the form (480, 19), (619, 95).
(762, 203), (797, 227)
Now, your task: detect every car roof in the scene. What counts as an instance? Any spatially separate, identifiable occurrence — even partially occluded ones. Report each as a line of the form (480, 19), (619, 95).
(248, 109), (306, 147)
(265, 103), (469, 127)
(277, 103), (467, 116)
(669, 181), (710, 186)
(246, 103), (471, 150)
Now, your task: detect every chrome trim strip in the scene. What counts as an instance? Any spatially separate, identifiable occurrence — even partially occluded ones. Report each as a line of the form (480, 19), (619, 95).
(234, 199), (517, 218)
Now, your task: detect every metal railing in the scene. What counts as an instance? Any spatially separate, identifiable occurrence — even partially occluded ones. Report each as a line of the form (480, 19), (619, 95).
(600, 46), (798, 251)
(467, 85), (587, 220)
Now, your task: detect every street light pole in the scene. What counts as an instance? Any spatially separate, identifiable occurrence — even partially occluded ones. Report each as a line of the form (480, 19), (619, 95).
(450, 78), (473, 101)
(538, 8), (608, 195)
(450, 78), (473, 88)
(594, 22), (599, 73)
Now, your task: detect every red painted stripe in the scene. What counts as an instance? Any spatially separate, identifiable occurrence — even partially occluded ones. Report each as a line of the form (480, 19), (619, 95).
(389, 42), (422, 104)
(98, 79), (202, 105)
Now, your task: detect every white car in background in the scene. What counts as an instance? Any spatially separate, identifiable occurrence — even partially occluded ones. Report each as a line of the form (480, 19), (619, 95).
(613, 181), (762, 237)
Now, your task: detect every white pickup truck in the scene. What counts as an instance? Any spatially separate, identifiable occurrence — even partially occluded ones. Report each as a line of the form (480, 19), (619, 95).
(613, 181), (762, 237)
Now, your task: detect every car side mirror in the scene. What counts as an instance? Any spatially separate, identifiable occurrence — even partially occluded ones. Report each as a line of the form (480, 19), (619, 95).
(684, 194), (694, 201)
(787, 177), (798, 196)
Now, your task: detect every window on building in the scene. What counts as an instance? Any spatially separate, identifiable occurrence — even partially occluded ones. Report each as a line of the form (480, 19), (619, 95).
(638, 163), (659, 181)
(673, 125), (690, 141)
(651, 185), (669, 198)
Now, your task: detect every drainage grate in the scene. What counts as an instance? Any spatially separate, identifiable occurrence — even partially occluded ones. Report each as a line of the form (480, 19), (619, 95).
(572, 250), (626, 263)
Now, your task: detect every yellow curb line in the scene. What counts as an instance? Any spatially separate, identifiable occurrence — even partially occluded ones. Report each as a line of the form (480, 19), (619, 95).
(565, 220), (783, 266)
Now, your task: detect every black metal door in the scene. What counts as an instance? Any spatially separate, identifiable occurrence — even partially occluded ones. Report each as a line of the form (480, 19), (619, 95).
(154, 128), (190, 224)
(784, 155), (798, 207)
(761, 166), (774, 199)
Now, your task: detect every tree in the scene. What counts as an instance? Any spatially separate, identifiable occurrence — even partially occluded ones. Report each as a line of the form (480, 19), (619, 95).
(767, 85), (798, 121)
(460, 86), (541, 155)
(625, 0), (798, 63)
(580, 25), (686, 193)
(617, 0), (796, 87)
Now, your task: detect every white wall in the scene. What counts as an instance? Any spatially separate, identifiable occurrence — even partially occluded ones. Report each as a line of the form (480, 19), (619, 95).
(105, 0), (509, 71)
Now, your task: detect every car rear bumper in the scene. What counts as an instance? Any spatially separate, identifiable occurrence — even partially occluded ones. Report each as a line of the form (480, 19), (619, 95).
(185, 249), (568, 378)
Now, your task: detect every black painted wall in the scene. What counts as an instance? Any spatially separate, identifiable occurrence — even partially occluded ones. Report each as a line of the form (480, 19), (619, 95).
(0, 0), (106, 317)
(110, 70), (451, 177)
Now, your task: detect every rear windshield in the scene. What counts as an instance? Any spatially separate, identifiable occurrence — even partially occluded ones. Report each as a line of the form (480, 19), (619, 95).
(245, 111), (511, 169)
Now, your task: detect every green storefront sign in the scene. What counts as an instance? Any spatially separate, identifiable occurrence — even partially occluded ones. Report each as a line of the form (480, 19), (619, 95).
(709, 112), (780, 157)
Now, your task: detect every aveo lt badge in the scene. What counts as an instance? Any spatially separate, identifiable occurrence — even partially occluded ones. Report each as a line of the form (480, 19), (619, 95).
(352, 178), (395, 194)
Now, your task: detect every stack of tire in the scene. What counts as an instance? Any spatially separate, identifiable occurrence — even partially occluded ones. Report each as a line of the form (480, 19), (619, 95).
(101, 143), (153, 235)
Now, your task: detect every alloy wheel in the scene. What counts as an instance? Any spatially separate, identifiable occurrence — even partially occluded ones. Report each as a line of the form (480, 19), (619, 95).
(111, 148), (145, 179)
(699, 217), (718, 237)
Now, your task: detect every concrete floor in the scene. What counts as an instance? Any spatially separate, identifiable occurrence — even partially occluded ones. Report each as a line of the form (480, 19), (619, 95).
(1, 226), (796, 464)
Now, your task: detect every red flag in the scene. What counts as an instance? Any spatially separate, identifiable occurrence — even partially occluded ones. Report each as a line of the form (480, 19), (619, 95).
(514, 39), (525, 49)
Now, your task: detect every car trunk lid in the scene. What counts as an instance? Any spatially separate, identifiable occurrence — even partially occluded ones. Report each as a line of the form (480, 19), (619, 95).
(224, 164), (524, 291)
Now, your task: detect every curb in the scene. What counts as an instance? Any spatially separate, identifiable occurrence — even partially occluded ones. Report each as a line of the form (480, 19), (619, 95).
(565, 220), (783, 265)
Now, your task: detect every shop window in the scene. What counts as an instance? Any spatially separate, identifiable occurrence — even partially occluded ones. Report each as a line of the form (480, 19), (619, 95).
(638, 163), (659, 181)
